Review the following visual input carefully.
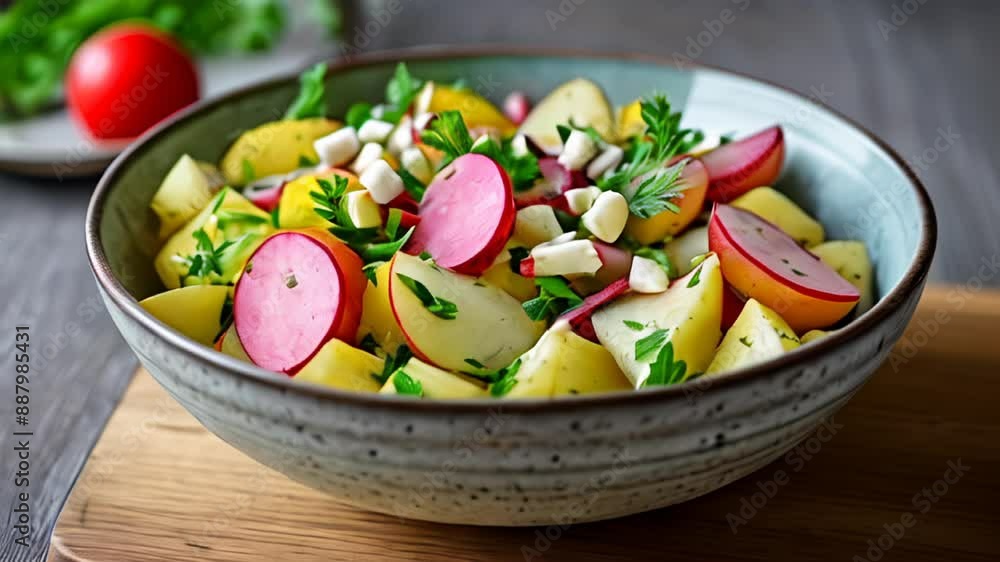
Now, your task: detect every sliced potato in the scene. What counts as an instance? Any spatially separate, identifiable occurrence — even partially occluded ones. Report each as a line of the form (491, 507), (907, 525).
(518, 78), (615, 152)
(800, 329), (830, 344)
(140, 285), (230, 346)
(416, 82), (515, 136)
(389, 253), (538, 372)
(151, 155), (225, 240)
(219, 323), (252, 363)
(154, 188), (273, 290)
(356, 262), (408, 355)
(480, 261), (538, 302)
(706, 299), (799, 374)
(380, 357), (487, 399)
(664, 225), (708, 277)
(592, 254), (723, 387)
(220, 118), (340, 186)
(808, 240), (874, 315)
(552, 329), (631, 396)
(731, 187), (825, 247)
(295, 338), (383, 393)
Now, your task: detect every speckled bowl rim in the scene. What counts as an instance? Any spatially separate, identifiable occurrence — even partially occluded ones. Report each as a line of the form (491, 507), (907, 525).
(85, 45), (937, 413)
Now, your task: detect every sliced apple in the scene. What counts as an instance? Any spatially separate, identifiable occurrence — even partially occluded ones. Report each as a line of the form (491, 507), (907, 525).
(409, 153), (515, 276)
(234, 229), (365, 374)
(415, 82), (515, 136)
(356, 262), (408, 355)
(154, 188), (273, 290)
(701, 126), (784, 203)
(389, 252), (537, 372)
(151, 155), (225, 240)
(664, 225), (708, 277)
(731, 187), (824, 247)
(707, 298), (800, 375)
(380, 357), (487, 399)
(808, 240), (874, 315)
(709, 204), (859, 332)
(624, 158), (709, 244)
(518, 78), (615, 153)
(592, 254), (723, 387)
(140, 285), (230, 346)
(295, 338), (383, 393)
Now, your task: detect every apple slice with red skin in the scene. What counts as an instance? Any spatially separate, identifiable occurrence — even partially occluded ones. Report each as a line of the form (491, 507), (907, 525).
(709, 204), (858, 332)
(702, 126), (785, 203)
(558, 277), (630, 342)
(386, 191), (420, 214)
(503, 92), (532, 125)
(234, 228), (366, 374)
(244, 181), (285, 212)
(514, 157), (587, 209)
(721, 282), (747, 332)
(570, 241), (632, 295)
(409, 153), (516, 276)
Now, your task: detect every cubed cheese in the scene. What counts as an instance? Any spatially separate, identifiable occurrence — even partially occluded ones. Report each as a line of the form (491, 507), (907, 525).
(359, 159), (405, 204)
(557, 129), (599, 171)
(564, 186), (603, 216)
(581, 191), (628, 243)
(530, 239), (602, 277)
(357, 119), (395, 144)
(351, 142), (384, 174)
(313, 127), (360, 167)
(586, 145), (624, 179)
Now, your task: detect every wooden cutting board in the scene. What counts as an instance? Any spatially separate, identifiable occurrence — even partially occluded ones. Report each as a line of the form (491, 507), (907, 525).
(47, 287), (1000, 562)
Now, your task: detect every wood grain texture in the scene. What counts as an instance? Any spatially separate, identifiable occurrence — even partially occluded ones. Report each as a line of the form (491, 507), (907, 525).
(45, 287), (1000, 562)
(1, 2), (998, 560)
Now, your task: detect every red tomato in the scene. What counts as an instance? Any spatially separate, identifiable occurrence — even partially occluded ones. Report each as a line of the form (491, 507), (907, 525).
(66, 24), (200, 141)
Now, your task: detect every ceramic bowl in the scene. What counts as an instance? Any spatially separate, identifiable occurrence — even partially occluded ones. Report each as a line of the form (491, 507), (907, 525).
(86, 48), (936, 526)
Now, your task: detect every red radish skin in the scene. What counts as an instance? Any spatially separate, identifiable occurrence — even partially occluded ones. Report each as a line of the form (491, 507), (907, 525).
(387, 191), (420, 214)
(234, 230), (365, 374)
(411, 113), (438, 144)
(558, 277), (630, 342)
(571, 242), (633, 295)
(722, 283), (747, 331)
(709, 204), (859, 332)
(397, 209), (421, 231)
(245, 182), (285, 212)
(702, 126), (785, 203)
(409, 153), (515, 275)
(514, 157), (587, 209)
(503, 91), (531, 125)
(519, 257), (535, 278)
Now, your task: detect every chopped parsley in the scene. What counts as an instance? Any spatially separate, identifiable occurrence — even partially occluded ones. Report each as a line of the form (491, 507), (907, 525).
(395, 273), (459, 319)
(398, 168), (426, 202)
(382, 63), (424, 124)
(284, 63), (327, 120)
(739, 336), (753, 348)
(488, 358), (523, 397)
(363, 262), (382, 285)
(373, 344), (412, 385)
(642, 341), (688, 387)
(471, 134), (541, 191)
(312, 175), (413, 263)
(392, 370), (424, 397)
(522, 277), (583, 322)
(791, 268), (807, 277)
(344, 102), (373, 130)
(421, 110), (473, 164)
(623, 320), (645, 331)
(214, 209), (269, 230)
(635, 329), (669, 362)
(687, 265), (703, 288)
(464, 358), (487, 370)
(182, 229), (233, 280)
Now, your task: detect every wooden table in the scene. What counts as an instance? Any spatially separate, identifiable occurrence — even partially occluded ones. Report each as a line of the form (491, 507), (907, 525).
(1, 2), (997, 560)
(45, 287), (1000, 561)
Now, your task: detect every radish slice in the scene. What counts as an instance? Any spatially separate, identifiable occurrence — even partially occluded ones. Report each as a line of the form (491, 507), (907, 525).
(571, 241), (633, 295)
(503, 91), (531, 125)
(409, 153), (515, 275)
(514, 157), (587, 209)
(234, 231), (363, 374)
(702, 126), (784, 203)
(244, 181), (285, 212)
(558, 277), (630, 342)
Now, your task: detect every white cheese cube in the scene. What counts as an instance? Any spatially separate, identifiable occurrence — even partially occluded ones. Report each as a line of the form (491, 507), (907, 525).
(313, 127), (360, 167)
(514, 205), (564, 247)
(629, 256), (669, 293)
(400, 147), (433, 184)
(530, 239), (603, 277)
(586, 145), (624, 180)
(582, 191), (628, 243)
(350, 142), (384, 174)
(386, 115), (414, 155)
(345, 190), (383, 228)
(564, 186), (603, 216)
(359, 159), (404, 204)
(557, 129), (599, 171)
(357, 119), (395, 144)
(510, 134), (531, 158)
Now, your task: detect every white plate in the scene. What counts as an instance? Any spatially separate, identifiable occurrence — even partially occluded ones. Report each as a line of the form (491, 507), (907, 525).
(0, 15), (337, 179)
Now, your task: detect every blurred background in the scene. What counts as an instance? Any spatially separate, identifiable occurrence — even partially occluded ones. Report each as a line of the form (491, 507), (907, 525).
(0, 1), (996, 559)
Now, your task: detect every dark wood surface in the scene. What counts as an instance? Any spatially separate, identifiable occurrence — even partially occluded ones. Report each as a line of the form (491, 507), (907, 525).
(0, 1), (996, 560)
(46, 288), (1000, 562)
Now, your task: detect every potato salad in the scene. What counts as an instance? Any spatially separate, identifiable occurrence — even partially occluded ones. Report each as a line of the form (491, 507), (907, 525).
(140, 63), (873, 399)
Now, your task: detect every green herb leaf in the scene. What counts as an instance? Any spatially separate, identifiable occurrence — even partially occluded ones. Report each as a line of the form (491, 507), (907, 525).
(398, 168), (426, 202)
(242, 159), (256, 184)
(284, 63), (327, 120)
(464, 358), (487, 370)
(385, 208), (403, 241)
(626, 158), (689, 219)
(270, 205), (281, 228)
(382, 63), (423, 124)
(508, 247), (530, 274)
(522, 277), (583, 322)
(396, 273), (459, 320)
(359, 333), (379, 355)
(298, 154), (318, 167)
(739, 336), (753, 348)
(642, 341), (688, 387)
(215, 210), (269, 229)
(421, 110), (473, 165)
(374, 344), (412, 385)
(489, 358), (523, 397)
(635, 329), (669, 362)
(687, 264), (703, 288)
(345, 102), (373, 130)
(363, 262), (383, 285)
(357, 226), (414, 263)
(392, 370), (424, 397)
(623, 320), (645, 331)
